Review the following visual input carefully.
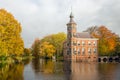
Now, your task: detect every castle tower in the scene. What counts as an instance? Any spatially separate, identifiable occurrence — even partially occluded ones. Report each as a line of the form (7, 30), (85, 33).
(63, 11), (98, 61)
(66, 12), (77, 60)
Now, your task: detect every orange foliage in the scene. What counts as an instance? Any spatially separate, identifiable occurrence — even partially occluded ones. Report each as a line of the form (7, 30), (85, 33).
(92, 26), (117, 56)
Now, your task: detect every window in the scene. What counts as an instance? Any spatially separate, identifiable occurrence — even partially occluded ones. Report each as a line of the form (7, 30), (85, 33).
(94, 48), (97, 53)
(88, 41), (91, 45)
(93, 41), (96, 46)
(73, 33), (76, 37)
(67, 32), (71, 37)
(88, 48), (91, 54)
(73, 47), (77, 54)
(82, 41), (85, 46)
(78, 48), (80, 54)
(67, 27), (71, 31)
(73, 41), (76, 46)
(67, 48), (71, 55)
(77, 41), (80, 45)
(82, 48), (85, 54)
(67, 43), (69, 46)
(67, 51), (69, 55)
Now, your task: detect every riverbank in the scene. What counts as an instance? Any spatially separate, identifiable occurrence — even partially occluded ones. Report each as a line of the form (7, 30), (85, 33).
(0, 56), (34, 64)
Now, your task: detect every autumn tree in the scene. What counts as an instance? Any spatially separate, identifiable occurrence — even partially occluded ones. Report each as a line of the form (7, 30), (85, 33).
(85, 26), (118, 56)
(0, 63), (24, 80)
(31, 32), (66, 58)
(24, 48), (31, 56)
(40, 41), (55, 58)
(41, 32), (66, 58)
(31, 38), (40, 57)
(0, 9), (24, 57)
(115, 37), (120, 56)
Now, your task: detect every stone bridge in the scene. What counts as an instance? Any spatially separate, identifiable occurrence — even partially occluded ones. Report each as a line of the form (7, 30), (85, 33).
(98, 56), (120, 62)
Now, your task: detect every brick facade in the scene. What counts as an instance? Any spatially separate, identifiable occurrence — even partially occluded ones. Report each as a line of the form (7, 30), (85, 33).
(63, 12), (98, 62)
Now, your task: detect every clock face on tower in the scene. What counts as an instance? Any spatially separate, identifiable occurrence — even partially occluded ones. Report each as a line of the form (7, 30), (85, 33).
(68, 27), (71, 31)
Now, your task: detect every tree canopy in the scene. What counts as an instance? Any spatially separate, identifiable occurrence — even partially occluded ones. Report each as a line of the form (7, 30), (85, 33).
(40, 41), (55, 58)
(0, 9), (24, 56)
(41, 32), (66, 57)
(31, 32), (66, 58)
(31, 38), (40, 57)
(85, 26), (118, 56)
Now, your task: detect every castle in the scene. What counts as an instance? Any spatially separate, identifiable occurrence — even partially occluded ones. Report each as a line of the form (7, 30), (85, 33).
(63, 12), (98, 61)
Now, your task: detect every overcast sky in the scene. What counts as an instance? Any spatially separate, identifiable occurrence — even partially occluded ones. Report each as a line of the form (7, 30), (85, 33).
(0, 0), (120, 48)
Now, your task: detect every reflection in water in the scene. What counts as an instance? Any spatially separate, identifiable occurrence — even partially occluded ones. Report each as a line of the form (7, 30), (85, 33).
(64, 61), (98, 80)
(31, 58), (65, 80)
(0, 63), (24, 80)
(71, 62), (98, 80)
(63, 62), (120, 80)
(0, 58), (120, 80)
(98, 63), (120, 80)
(31, 58), (64, 74)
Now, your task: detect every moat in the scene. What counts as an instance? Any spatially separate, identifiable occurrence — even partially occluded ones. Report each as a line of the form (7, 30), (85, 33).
(0, 58), (120, 80)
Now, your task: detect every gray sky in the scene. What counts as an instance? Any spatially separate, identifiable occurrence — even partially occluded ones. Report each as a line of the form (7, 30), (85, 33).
(0, 0), (120, 48)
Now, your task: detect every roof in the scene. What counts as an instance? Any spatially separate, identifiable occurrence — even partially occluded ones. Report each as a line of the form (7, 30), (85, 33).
(67, 12), (76, 24)
(76, 32), (92, 38)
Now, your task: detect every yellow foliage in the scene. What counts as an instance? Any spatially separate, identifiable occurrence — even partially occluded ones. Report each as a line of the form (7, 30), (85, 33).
(40, 41), (55, 58)
(0, 9), (24, 56)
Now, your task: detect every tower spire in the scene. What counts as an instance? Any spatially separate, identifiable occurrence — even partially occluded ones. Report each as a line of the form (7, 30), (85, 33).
(70, 6), (74, 18)
(69, 9), (75, 23)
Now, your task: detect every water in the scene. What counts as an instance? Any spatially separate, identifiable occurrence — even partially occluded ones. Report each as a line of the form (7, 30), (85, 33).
(0, 58), (120, 80)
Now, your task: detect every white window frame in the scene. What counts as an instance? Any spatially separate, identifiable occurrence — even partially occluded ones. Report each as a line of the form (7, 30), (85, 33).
(82, 41), (85, 46)
(93, 41), (96, 46)
(94, 48), (97, 53)
(88, 48), (91, 54)
(88, 41), (91, 45)
(82, 48), (85, 54)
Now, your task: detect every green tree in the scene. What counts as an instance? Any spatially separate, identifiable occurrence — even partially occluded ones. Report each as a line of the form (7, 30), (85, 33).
(0, 9), (24, 56)
(41, 32), (66, 58)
